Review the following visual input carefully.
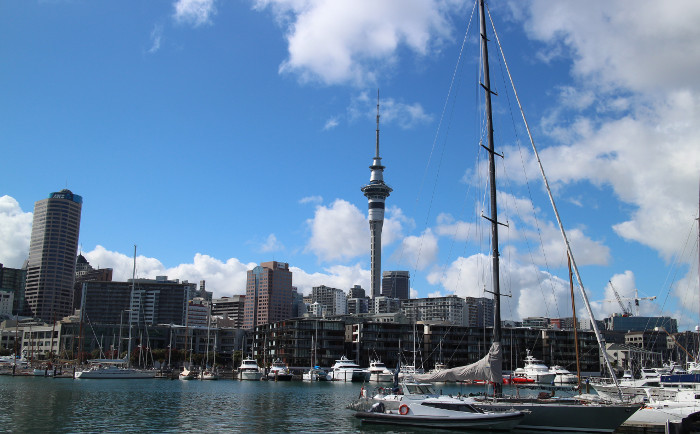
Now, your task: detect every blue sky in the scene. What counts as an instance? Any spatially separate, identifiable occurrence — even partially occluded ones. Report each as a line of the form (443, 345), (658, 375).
(1, 0), (699, 328)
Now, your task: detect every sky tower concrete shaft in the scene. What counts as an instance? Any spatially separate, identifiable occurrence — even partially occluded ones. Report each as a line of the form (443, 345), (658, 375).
(361, 95), (392, 299)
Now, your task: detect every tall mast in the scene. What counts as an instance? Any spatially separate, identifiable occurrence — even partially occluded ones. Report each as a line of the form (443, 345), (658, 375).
(127, 245), (136, 369)
(479, 0), (503, 396)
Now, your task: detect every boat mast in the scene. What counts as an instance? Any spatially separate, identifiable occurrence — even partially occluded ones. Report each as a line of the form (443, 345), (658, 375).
(568, 253), (582, 392)
(479, 0), (503, 396)
(127, 245), (136, 369)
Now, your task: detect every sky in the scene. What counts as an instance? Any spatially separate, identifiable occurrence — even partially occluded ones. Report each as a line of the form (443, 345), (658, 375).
(1, 0), (699, 329)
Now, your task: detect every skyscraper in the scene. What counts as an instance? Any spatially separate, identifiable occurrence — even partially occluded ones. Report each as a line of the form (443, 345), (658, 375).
(25, 189), (82, 322)
(361, 95), (392, 299)
(381, 270), (410, 300)
(242, 261), (293, 329)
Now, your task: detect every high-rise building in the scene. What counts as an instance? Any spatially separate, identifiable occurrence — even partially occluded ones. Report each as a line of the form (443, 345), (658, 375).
(25, 189), (82, 322)
(361, 97), (392, 299)
(243, 261), (293, 330)
(402, 295), (467, 325)
(381, 271), (410, 300)
(0, 264), (27, 316)
(311, 285), (347, 316)
(73, 254), (113, 310)
(465, 297), (494, 327)
(212, 295), (246, 328)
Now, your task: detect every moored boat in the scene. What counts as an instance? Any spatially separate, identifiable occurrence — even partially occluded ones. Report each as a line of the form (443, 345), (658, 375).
(75, 359), (156, 379)
(238, 358), (263, 381)
(268, 358), (293, 381)
(368, 359), (394, 383)
(330, 356), (369, 382)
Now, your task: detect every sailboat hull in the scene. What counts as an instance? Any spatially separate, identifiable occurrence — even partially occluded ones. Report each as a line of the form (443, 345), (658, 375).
(475, 400), (639, 432)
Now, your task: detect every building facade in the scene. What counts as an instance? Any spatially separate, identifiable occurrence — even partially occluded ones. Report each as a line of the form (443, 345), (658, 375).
(212, 295), (246, 328)
(25, 189), (82, 322)
(465, 297), (494, 327)
(73, 254), (113, 310)
(381, 271), (410, 300)
(243, 261), (293, 330)
(311, 285), (347, 316)
(401, 295), (467, 325)
(0, 264), (26, 316)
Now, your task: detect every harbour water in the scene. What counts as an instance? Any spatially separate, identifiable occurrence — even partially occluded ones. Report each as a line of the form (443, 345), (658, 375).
(0, 376), (557, 433)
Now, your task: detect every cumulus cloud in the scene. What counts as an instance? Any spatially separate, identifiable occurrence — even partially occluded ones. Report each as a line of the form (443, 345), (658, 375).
(392, 228), (438, 271)
(427, 253), (574, 320)
(258, 233), (284, 253)
(84, 245), (255, 298)
(299, 195), (323, 205)
(305, 199), (407, 263)
(0, 196), (32, 268)
(253, 0), (459, 86)
(173, 0), (217, 27)
(291, 263), (369, 296)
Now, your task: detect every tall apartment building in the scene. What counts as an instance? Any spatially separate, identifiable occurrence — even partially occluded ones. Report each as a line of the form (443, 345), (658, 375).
(243, 261), (293, 330)
(0, 264), (26, 316)
(381, 271), (410, 300)
(465, 296), (494, 327)
(186, 297), (210, 327)
(25, 189), (82, 322)
(311, 285), (347, 316)
(211, 295), (246, 328)
(401, 295), (467, 325)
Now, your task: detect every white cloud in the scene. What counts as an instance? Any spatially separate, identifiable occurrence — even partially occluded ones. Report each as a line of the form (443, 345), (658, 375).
(299, 195), (323, 205)
(259, 233), (284, 253)
(148, 24), (163, 54)
(254, 0), (459, 86)
(392, 228), (438, 271)
(84, 245), (255, 298)
(304, 199), (407, 263)
(0, 196), (32, 268)
(427, 253), (573, 320)
(323, 117), (339, 130)
(350, 91), (432, 129)
(173, 0), (217, 27)
(291, 263), (369, 296)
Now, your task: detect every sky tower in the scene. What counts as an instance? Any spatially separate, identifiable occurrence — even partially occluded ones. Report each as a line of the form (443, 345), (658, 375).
(361, 93), (392, 299)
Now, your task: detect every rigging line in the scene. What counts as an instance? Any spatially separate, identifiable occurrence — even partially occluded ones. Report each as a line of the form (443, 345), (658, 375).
(489, 21), (560, 320)
(403, 10), (475, 282)
(486, 4), (620, 389)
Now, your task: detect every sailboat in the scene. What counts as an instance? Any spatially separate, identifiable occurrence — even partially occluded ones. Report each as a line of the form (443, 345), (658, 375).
(200, 313), (218, 380)
(356, 0), (639, 431)
(75, 246), (155, 379)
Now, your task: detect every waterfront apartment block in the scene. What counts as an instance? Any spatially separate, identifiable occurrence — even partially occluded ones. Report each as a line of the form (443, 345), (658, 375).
(381, 271), (410, 300)
(401, 295), (467, 325)
(81, 277), (197, 326)
(186, 298), (209, 327)
(605, 314), (678, 333)
(25, 189), (82, 322)
(371, 296), (401, 314)
(243, 261), (293, 330)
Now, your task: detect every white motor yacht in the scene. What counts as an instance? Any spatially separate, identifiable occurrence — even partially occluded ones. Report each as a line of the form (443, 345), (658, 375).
(551, 365), (578, 384)
(368, 359), (394, 383)
(268, 358), (293, 381)
(302, 367), (332, 381)
(238, 358), (263, 381)
(330, 356), (370, 382)
(512, 350), (556, 384)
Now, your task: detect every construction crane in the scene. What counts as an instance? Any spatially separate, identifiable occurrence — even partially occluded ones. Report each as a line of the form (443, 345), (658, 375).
(599, 280), (657, 316)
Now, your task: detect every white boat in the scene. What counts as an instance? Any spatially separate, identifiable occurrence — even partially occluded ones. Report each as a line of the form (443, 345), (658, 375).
(330, 356), (370, 382)
(178, 367), (196, 380)
(354, 381), (524, 430)
(238, 358), (263, 381)
(75, 359), (156, 379)
(624, 390), (700, 426)
(512, 350), (556, 384)
(551, 365), (578, 384)
(302, 367), (332, 381)
(398, 364), (424, 380)
(368, 359), (394, 383)
(199, 368), (218, 380)
(268, 358), (293, 381)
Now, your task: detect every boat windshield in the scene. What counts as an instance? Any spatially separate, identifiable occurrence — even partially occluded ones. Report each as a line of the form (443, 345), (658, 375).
(421, 402), (483, 413)
(405, 384), (436, 395)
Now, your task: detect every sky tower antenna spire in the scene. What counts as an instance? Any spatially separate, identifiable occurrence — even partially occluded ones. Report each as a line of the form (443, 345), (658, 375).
(375, 89), (380, 158)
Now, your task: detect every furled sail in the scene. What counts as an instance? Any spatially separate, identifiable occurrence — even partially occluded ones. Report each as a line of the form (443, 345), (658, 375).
(412, 342), (502, 384)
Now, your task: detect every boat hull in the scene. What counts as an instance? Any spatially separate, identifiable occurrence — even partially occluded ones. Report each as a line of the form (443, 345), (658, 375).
(75, 369), (156, 379)
(475, 400), (639, 432)
(239, 371), (263, 381)
(355, 410), (523, 430)
(369, 372), (394, 383)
